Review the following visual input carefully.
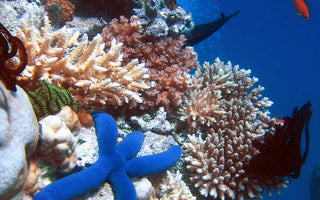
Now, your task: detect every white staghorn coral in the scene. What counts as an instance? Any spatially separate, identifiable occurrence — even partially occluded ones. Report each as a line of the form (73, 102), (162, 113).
(183, 58), (282, 200)
(16, 16), (150, 111)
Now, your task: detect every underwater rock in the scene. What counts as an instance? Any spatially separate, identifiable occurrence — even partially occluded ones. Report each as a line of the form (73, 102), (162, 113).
(130, 107), (172, 134)
(0, 82), (39, 200)
(134, 178), (154, 200)
(133, 0), (193, 38)
(44, 0), (75, 27)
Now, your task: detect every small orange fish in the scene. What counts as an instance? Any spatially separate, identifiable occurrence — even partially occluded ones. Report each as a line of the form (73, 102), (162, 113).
(293, 0), (310, 20)
(274, 115), (285, 123)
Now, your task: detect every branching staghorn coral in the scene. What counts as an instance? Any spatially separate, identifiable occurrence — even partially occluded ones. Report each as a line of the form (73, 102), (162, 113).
(102, 16), (199, 112)
(16, 16), (150, 112)
(182, 58), (284, 200)
(178, 60), (237, 130)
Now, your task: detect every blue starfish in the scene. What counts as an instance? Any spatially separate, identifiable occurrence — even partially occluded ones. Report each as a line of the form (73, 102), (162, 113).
(33, 112), (182, 200)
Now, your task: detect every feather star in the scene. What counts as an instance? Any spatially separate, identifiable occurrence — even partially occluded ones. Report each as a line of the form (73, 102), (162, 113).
(34, 111), (182, 200)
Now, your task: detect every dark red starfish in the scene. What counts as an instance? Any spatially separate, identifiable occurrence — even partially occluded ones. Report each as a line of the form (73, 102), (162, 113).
(0, 23), (27, 92)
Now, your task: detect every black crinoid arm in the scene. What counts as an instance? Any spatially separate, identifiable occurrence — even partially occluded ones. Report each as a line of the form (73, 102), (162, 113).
(0, 23), (27, 92)
(240, 100), (312, 185)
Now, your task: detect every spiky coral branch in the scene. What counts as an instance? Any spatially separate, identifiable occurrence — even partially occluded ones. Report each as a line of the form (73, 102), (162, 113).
(16, 17), (150, 111)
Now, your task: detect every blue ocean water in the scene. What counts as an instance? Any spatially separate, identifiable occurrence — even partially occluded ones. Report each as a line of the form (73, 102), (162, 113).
(178, 0), (320, 199)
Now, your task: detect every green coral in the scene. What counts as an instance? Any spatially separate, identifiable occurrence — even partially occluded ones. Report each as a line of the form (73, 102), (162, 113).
(27, 81), (79, 119)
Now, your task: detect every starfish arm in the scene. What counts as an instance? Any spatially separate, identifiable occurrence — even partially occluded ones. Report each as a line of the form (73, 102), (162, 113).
(33, 159), (112, 200)
(126, 145), (182, 178)
(108, 170), (137, 200)
(91, 112), (118, 155)
(117, 131), (144, 160)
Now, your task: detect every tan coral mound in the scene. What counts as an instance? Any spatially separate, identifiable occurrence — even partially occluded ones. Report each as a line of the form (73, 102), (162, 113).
(16, 16), (150, 111)
(183, 58), (284, 200)
(37, 106), (80, 173)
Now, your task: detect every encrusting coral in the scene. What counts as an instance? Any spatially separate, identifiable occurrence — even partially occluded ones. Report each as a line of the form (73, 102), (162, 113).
(182, 58), (281, 200)
(36, 106), (81, 173)
(102, 15), (199, 112)
(33, 112), (182, 200)
(16, 16), (150, 112)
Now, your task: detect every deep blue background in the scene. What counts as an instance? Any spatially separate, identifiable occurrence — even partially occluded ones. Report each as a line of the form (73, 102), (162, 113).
(178, 0), (320, 199)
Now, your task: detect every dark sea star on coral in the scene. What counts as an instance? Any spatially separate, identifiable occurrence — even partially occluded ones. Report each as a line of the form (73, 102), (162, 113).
(34, 112), (182, 200)
(0, 23), (27, 92)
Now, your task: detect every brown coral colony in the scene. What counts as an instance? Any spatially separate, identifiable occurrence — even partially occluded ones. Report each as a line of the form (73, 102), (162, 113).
(0, 23), (27, 92)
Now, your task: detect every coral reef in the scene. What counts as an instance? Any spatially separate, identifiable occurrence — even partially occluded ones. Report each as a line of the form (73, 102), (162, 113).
(102, 16), (199, 112)
(44, 0), (75, 27)
(70, 0), (193, 38)
(182, 58), (280, 199)
(0, 22), (27, 92)
(0, 82), (39, 200)
(37, 106), (81, 172)
(1, 2), (307, 200)
(34, 112), (182, 200)
(15, 16), (150, 112)
(240, 100), (312, 195)
(27, 81), (79, 119)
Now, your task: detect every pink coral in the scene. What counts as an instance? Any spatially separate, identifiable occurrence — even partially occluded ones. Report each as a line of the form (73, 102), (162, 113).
(102, 16), (199, 113)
